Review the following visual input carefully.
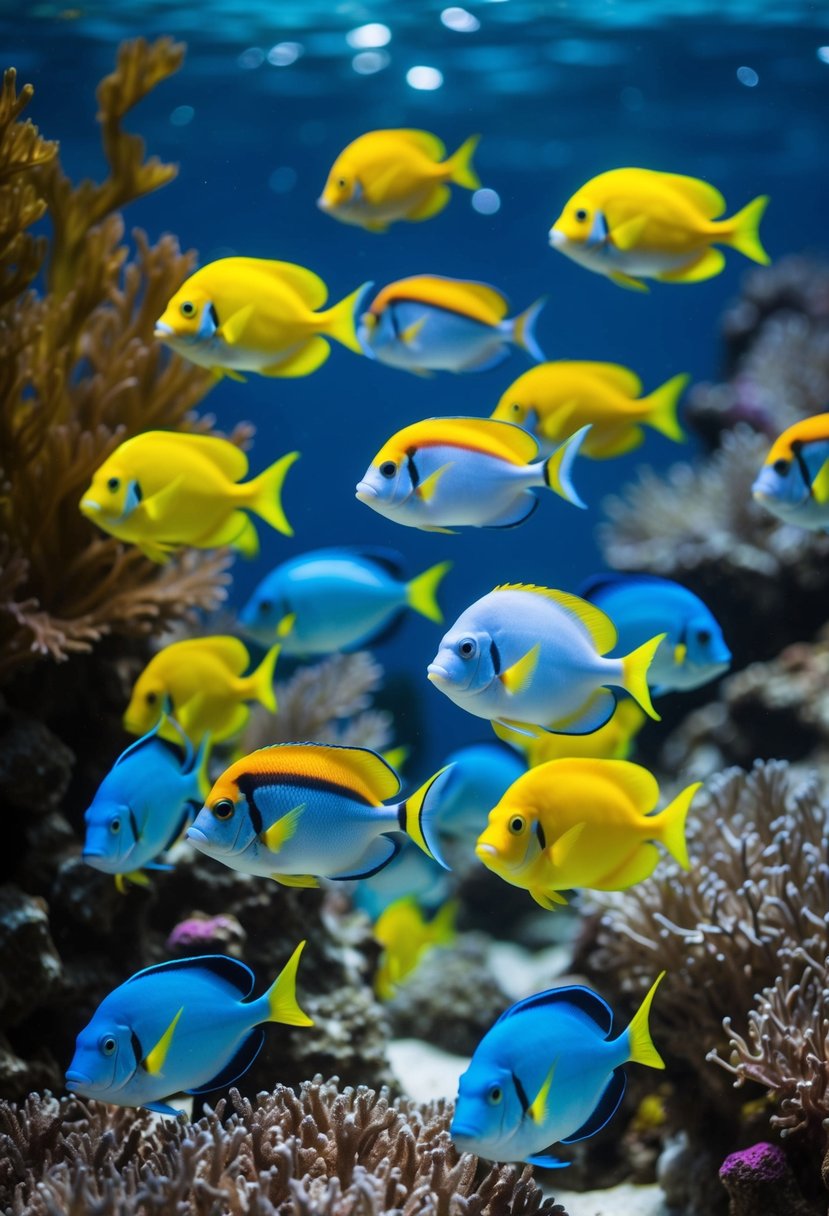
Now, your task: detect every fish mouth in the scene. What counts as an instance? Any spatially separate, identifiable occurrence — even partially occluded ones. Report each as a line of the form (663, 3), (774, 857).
(185, 825), (212, 849)
(449, 1124), (481, 1145)
(426, 663), (450, 684)
(153, 321), (175, 338)
(80, 498), (102, 514)
(355, 482), (378, 503)
(316, 197), (331, 211)
(475, 843), (497, 860)
(65, 1070), (92, 1090)
(548, 227), (567, 248)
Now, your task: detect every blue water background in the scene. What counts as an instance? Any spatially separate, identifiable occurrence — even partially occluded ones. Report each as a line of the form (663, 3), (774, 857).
(6, 2), (829, 773)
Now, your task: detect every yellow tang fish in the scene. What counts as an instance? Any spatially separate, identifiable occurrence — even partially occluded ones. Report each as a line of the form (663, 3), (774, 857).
(493, 700), (647, 764)
(124, 636), (280, 745)
(373, 896), (457, 1001)
(155, 257), (371, 379)
(80, 431), (299, 563)
(491, 362), (689, 460)
(476, 757), (700, 910)
(318, 129), (480, 232)
(549, 168), (770, 291)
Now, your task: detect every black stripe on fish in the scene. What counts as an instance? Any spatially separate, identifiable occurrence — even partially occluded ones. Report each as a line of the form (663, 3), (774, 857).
(128, 808), (140, 843)
(512, 1070), (531, 1115)
(209, 302), (220, 329)
(535, 821), (546, 851)
(406, 448), (420, 490)
(791, 441), (813, 492)
(489, 639), (501, 675)
(390, 303), (401, 339)
(131, 1030), (143, 1069)
(246, 792), (263, 836)
(235, 770), (373, 807)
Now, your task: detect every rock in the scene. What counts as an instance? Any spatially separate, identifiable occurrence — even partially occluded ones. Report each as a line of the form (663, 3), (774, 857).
(0, 885), (62, 1026)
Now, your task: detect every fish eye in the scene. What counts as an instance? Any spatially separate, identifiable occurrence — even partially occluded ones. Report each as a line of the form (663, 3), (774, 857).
(509, 815), (526, 835)
(379, 461), (397, 479)
(337, 177), (347, 188)
(110, 818), (121, 834)
(180, 301), (195, 317)
(575, 207), (589, 222)
(458, 638), (477, 659)
(510, 403), (524, 416)
(107, 477), (120, 492)
(213, 798), (235, 821)
(258, 599), (273, 614)
(146, 691), (158, 706)
(773, 458), (790, 475)
(100, 1035), (117, 1056)
(697, 628), (712, 644)
(487, 1085), (503, 1105)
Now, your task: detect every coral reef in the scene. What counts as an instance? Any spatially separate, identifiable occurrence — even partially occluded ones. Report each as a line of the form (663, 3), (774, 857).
(0, 40), (230, 681)
(718, 1142), (815, 1216)
(0, 1078), (568, 1216)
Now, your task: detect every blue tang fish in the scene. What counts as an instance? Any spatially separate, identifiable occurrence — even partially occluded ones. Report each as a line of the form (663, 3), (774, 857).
(359, 275), (545, 375)
(433, 742), (527, 845)
(65, 943), (312, 1115)
(83, 714), (210, 890)
(428, 584), (663, 736)
(351, 842), (451, 920)
(356, 418), (589, 532)
(239, 548), (452, 656)
(752, 413), (829, 531)
(579, 573), (731, 696)
(451, 973), (665, 1166)
(186, 742), (452, 885)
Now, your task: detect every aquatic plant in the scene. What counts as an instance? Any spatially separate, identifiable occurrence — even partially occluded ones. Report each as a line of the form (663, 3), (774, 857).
(0, 38), (231, 682)
(0, 1078), (568, 1216)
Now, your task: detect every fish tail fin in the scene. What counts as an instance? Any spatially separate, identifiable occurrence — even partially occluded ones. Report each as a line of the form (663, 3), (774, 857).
(657, 782), (701, 870)
(265, 941), (314, 1026)
(724, 195), (770, 264)
(510, 297), (547, 362)
(543, 425), (590, 508)
(445, 134), (481, 190)
(399, 766), (453, 870)
(321, 282), (374, 353)
(406, 559), (453, 623)
(246, 451), (301, 537)
(620, 634), (665, 721)
(249, 643), (280, 713)
(643, 373), (689, 442)
(625, 972), (666, 1070)
(429, 898), (458, 945)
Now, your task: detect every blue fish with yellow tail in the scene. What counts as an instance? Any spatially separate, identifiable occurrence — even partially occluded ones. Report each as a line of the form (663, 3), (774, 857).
(359, 276), (545, 375)
(356, 418), (588, 532)
(65, 943), (312, 1115)
(428, 584), (664, 736)
(433, 741), (527, 845)
(451, 973), (666, 1166)
(579, 573), (731, 696)
(239, 548), (452, 656)
(752, 413), (829, 531)
(83, 714), (210, 890)
(186, 743), (452, 886)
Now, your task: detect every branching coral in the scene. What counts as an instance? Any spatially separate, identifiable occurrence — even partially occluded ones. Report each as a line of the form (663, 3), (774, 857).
(585, 761), (829, 1176)
(0, 39), (231, 680)
(0, 1078), (568, 1216)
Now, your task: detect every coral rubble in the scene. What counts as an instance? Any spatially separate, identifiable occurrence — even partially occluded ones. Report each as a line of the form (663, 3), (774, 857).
(0, 1078), (569, 1216)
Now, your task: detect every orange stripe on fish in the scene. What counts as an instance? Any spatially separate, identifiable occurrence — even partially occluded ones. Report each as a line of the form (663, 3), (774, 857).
(368, 275), (510, 327)
(374, 418), (539, 468)
(765, 413), (829, 464)
(218, 743), (400, 806)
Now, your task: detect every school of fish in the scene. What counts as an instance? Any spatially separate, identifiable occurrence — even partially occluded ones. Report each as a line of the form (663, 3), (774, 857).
(68, 125), (792, 1166)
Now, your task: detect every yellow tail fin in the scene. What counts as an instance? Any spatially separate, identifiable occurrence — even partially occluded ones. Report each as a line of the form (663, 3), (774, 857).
(725, 195), (770, 265)
(321, 282), (374, 353)
(621, 634), (664, 721)
(657, 782), (701, 870)
(248, 643), (280, 714)
(401, 767), (452, 868)
(266, 941), (314, 1026)
(406, 560), (453, 623)
(446, 134), (481, 190)
(643, 374), (689, 443)
(247, 451), (300, 537)
(626, 973), (666, 1070)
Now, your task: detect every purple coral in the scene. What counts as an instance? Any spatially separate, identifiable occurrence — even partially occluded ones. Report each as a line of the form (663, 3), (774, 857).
(166, 912), (246, 956)
(719, 1141), (813, 1215)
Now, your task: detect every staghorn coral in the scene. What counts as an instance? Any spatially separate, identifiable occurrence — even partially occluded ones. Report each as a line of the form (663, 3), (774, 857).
(243, 652), (395, 753)
(0, 39), (232, 681)
(598, 426), (829, 668)
(0, 1078), (568, 1216)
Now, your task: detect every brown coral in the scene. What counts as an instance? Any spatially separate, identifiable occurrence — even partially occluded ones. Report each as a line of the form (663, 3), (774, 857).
(0, 1078), (568, 1216)
(0, 39), (232, 681)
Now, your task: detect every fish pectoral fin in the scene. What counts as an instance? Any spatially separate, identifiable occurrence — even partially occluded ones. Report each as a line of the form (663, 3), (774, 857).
(528, 1060), (557, 1123)
(222, 367), (248, 383)
(499, 643), (540, 695)
(218, 304), (255, 345)
(811, 458), (829, 504)
(270, 872), (320, 888)
(406, 184), (451, 222)
(530, 887), (569, 910)
(609, 271), (649, 292)
(416, 462), (454, 502)
(609, 214), (648, 251)
(141, 475), (187, 525)
(143, 1006), (184, 1075)
(548, 821), (587, 868)
(114, 870), (151, 894)
(400, 316), (428, 346)
(673, 641), (688, 665)
(525, 1152), (570, 1169)
(420, 524), (458, 534)
(261, 804), (305, 853)
(277, 612), (297, 638)
(137, 539), (178, 564)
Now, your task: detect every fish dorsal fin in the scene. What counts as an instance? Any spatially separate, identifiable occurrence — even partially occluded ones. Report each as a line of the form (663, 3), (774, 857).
(495, 984), (614, 1035)
(397, 418), (539, 465)
(172, 635), (251, 675)
(551, 758), (660, 814)
(371, 276), (509, 326)
(493, 585), (617, 653)
(125, 953), (257, 998)
(576, 361), (643, 396)
(395, 128), (447, 159)
(343, 547), (406, 579)
(139, 432), (249, 480)
(143, 1006), (184, 1075)
(112, 716), (167, 767)
(251, 742), (401, 803)
(231, 257), (329, 309)
(660, 172), (726, 219)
